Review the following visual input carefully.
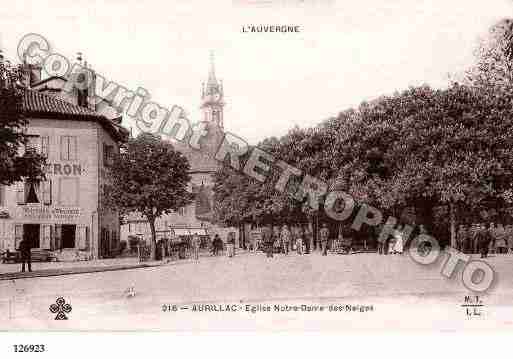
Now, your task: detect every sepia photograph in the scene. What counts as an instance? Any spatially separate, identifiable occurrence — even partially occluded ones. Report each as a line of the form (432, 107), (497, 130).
(1, 0), (513, 353)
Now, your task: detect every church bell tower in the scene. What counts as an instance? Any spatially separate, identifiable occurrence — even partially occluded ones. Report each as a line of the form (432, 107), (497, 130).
(200, 52), (224, 129)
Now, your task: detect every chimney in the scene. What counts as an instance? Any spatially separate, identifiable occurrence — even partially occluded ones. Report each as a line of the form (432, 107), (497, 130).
(29, 63), (42, 86)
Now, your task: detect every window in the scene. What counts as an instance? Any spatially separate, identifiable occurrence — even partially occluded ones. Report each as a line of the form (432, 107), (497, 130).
(60, 136), (77, 161)
(26, 135), (40, 153)
(212, 110), (219, 123)
(59, 178), (79, 206)
(25, 135), (49, 157)
(178, 207), (185, 216)
(103, 143), (114, 167)
(0, 185), (4, 206)
(25, 181), (40, 204)
(19, 180), (51, 205)
(41, 180), (52, 205)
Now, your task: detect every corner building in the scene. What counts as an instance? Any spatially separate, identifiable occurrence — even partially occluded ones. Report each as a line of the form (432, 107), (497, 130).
(0, 60), (128, 260)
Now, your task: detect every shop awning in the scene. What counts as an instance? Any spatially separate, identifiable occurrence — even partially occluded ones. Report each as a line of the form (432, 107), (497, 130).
(172, 228), (191, 236)
(170, 228), (208, 236)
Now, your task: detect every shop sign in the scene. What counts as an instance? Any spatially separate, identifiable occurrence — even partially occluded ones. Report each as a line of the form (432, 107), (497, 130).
(22, 206), (81, 220)
(45, 163), (84, 176)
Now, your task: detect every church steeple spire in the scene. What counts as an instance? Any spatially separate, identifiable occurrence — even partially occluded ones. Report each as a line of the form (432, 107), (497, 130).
(201, 51), (224, 128)
(205, 51), (221, 95)
(208, 51), (216, 85)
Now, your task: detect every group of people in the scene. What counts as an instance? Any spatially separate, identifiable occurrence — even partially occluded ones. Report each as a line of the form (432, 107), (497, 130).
(211, 232), (236, 257)
(260, 223), (331, 258)
(456, 223), (513, 258)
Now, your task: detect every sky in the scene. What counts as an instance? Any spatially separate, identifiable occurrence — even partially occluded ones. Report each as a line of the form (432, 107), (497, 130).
(1, 0), (512, 144)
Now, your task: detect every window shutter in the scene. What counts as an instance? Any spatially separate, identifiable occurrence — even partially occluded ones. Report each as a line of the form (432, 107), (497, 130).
(60, 136), (67, 160)
(70, 137), (77, 161)
(49, 225), (55, 251)
(16, 182), (25, 205)
(41, 224), (51, 249)
(85, 227), (90, 250)
(55, 224), (62, 250)
(14, 224), (23, 250)
(42, 180), (52, 205)
(78, 225), (88, 250)
(41, 136), (50, 158)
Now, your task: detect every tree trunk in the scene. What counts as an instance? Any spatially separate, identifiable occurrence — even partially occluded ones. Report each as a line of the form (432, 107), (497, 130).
(449, 202), (456, 249)
(148, 216), (157, 260)
(415, 197), (435, 234)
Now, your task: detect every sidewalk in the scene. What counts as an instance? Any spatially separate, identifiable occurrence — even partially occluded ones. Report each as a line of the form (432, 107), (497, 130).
(0, 250), (253, 281)
(0, 257), (164, 281)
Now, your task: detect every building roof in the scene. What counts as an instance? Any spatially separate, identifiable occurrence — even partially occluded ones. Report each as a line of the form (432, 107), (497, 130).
(30, 75), (68, 88)
(22, 88), (128, 142)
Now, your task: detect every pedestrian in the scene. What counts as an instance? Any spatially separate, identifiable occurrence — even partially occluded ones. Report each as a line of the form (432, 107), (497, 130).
(319, 223), (329, 256)
(304, 225), (313, 254)
(192, 233), (200, 261)
(212, 234), (221, 256)
(489, 222), (497, 255)
(296, 226), (304, 255)
(18, 237), (32, 273)
(470, 223), (479, 254)
(494, 223), (508, 254)
(456, 225), (468, 252)
(281, 225), (291, 255)
(388, 233), (396, 254)
(392, 229), (404, 254)
(377, 225), (386, 255)
(227, 232), (236, 258)
(506, 224), (513, 254)
(476, 224), (492, 258)
(262, 226), (274, 258)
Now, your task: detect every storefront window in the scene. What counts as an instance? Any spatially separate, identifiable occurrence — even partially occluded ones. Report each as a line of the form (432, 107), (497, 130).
(61, 224), (76, 249)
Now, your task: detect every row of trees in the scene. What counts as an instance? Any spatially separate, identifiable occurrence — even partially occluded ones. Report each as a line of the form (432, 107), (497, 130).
(213, 19), (513, 247)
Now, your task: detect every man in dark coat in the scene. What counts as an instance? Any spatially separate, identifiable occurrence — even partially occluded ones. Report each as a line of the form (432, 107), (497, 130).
(319, 223), (330, 256)
(262, 226), (274, 258)
(476, 224), (492, 259)
(18, 238), (32, 272)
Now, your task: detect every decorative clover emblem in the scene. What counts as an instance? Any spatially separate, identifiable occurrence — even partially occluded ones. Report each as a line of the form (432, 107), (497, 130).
(49, 297), (72, 320)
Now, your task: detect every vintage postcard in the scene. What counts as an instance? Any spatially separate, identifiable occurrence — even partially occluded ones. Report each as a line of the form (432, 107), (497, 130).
(1, 0), (513, 339)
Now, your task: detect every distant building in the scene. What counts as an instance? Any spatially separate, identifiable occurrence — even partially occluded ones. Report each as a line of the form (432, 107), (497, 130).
(121, 54), (238, 246)
(0, 53), (128, 260)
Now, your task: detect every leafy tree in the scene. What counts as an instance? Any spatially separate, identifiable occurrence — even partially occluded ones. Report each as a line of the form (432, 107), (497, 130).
(330, 84), (513, 246)
(104, 133), (193, 259)
(466, 18), (513, 88)
(214, 83), (513, 248)
(1, 62), (46, 185)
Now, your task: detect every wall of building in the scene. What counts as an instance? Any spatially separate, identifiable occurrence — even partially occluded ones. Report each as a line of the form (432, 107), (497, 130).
(97, 126), (121, 257)
(0, 117), (121, 259)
